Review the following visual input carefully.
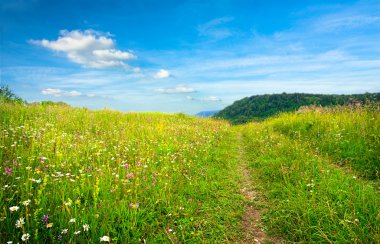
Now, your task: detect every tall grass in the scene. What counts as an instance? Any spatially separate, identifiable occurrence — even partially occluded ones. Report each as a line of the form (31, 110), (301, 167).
(2, 101), (379, 243)
(0, 103), (244, 243)
(269, 104), (380, 179)
(240, 105), (380, 242)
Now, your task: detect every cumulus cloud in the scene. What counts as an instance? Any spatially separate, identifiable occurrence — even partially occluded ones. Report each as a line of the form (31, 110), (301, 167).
(156, 85), (195, 94)
(31, 30), (137, 69)
(41, 88), (82, 97)
(154, 69), (170, 79)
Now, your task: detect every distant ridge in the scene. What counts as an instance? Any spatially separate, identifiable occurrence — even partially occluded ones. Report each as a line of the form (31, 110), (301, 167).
(195, 110), (220, 118)
(214, 92), (380, 124)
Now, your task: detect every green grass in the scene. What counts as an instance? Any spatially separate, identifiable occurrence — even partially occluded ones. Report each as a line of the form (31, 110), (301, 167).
(240, 105), (380, 242)
(269, 105), (380, 179)
(0, 103), (244, 243)
(1, 102), (379, 243)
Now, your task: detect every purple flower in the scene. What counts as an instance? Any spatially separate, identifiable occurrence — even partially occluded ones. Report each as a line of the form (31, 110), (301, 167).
(137, 161), (142, 167)
(124, 163), (129, 170)
(126, 173), (134, 179)
(57, 235), (62, 241)
(129, 203), (140, 209)
(5, 167), (13, 176)
(42, 215), (49, 223)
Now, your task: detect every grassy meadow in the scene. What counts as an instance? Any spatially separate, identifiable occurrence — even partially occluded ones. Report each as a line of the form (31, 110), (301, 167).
(0, 103), (244, 243)
(1, 102), (379, 243)
(240, 104), (380, 242)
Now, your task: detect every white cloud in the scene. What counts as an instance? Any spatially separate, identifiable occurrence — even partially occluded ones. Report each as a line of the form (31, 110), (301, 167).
(156, 85), (195, 94)
(186, 95), (222, 102)
(313, 14), (380, 32)
(41, 88), (82, 97)
(154, 69), (170, 79)
(92, 49), (135, 60)
(31, 30), (137, 69)
(202, 96), (221, 101)
(197, 17), (234, 40)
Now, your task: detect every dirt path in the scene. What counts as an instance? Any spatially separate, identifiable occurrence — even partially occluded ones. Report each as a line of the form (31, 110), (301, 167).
(236, 131), (276, 243)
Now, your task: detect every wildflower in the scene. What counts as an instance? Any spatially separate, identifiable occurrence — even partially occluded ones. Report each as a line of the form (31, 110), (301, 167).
(22, 199), (31, 206)
(35, 178), (42, 183)
(7, 241), (12, 244)
(5, 167), (13, 176)
(61, 229), (68, 234)
(15, 217), (25, 228)
(65, 201), (72, 206)
(69, 218), (76, 223)
(57, 235), (62, 241)
(126, 173), (134, 179)
(42, 215), (49, 223)
(46, 223), (53, 228)
(21, 233), (30, 241)
(9, 206), (19, 212)
(124, 163), (129, 170)
(82, 224), (90, 231)
(100, 236), (110, 242)
(74, 231), (81, 235)
(129, 203), (140, 209)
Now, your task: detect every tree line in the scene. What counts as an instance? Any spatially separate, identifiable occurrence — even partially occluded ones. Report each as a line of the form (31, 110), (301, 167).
(214, 92), (380, 124)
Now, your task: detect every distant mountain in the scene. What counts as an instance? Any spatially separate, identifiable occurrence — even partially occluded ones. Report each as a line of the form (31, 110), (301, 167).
(214, 92), (380, 124)
(195, 110), (220, 118)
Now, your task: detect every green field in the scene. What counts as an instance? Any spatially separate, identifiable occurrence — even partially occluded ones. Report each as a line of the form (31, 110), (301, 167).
(1, 102), (379, 243)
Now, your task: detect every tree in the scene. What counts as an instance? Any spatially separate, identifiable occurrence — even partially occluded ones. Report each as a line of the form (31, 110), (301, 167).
(0, 85), (24, 103)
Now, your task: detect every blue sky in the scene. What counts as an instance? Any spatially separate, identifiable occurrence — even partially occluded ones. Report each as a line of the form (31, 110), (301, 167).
(1, 0), (379, 114)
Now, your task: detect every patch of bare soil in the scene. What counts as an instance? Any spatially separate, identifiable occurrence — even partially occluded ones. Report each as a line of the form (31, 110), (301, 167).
(237, 133), (282, 244)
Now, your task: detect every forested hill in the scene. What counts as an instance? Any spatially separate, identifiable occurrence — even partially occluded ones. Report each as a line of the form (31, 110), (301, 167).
(214, 92), (380, 124)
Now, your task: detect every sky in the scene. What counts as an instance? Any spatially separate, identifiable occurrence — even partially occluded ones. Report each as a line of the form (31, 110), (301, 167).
(1, 0), (380, 114)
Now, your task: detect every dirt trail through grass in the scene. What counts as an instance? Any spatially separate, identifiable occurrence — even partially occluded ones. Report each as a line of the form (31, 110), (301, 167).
(235, 130), (275, 243)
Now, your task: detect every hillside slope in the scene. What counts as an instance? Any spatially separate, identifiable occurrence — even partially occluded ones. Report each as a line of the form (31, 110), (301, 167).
(0, 103), (245, 243)
(214, 92), (380, 124)
(239, 104), (380, 242)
